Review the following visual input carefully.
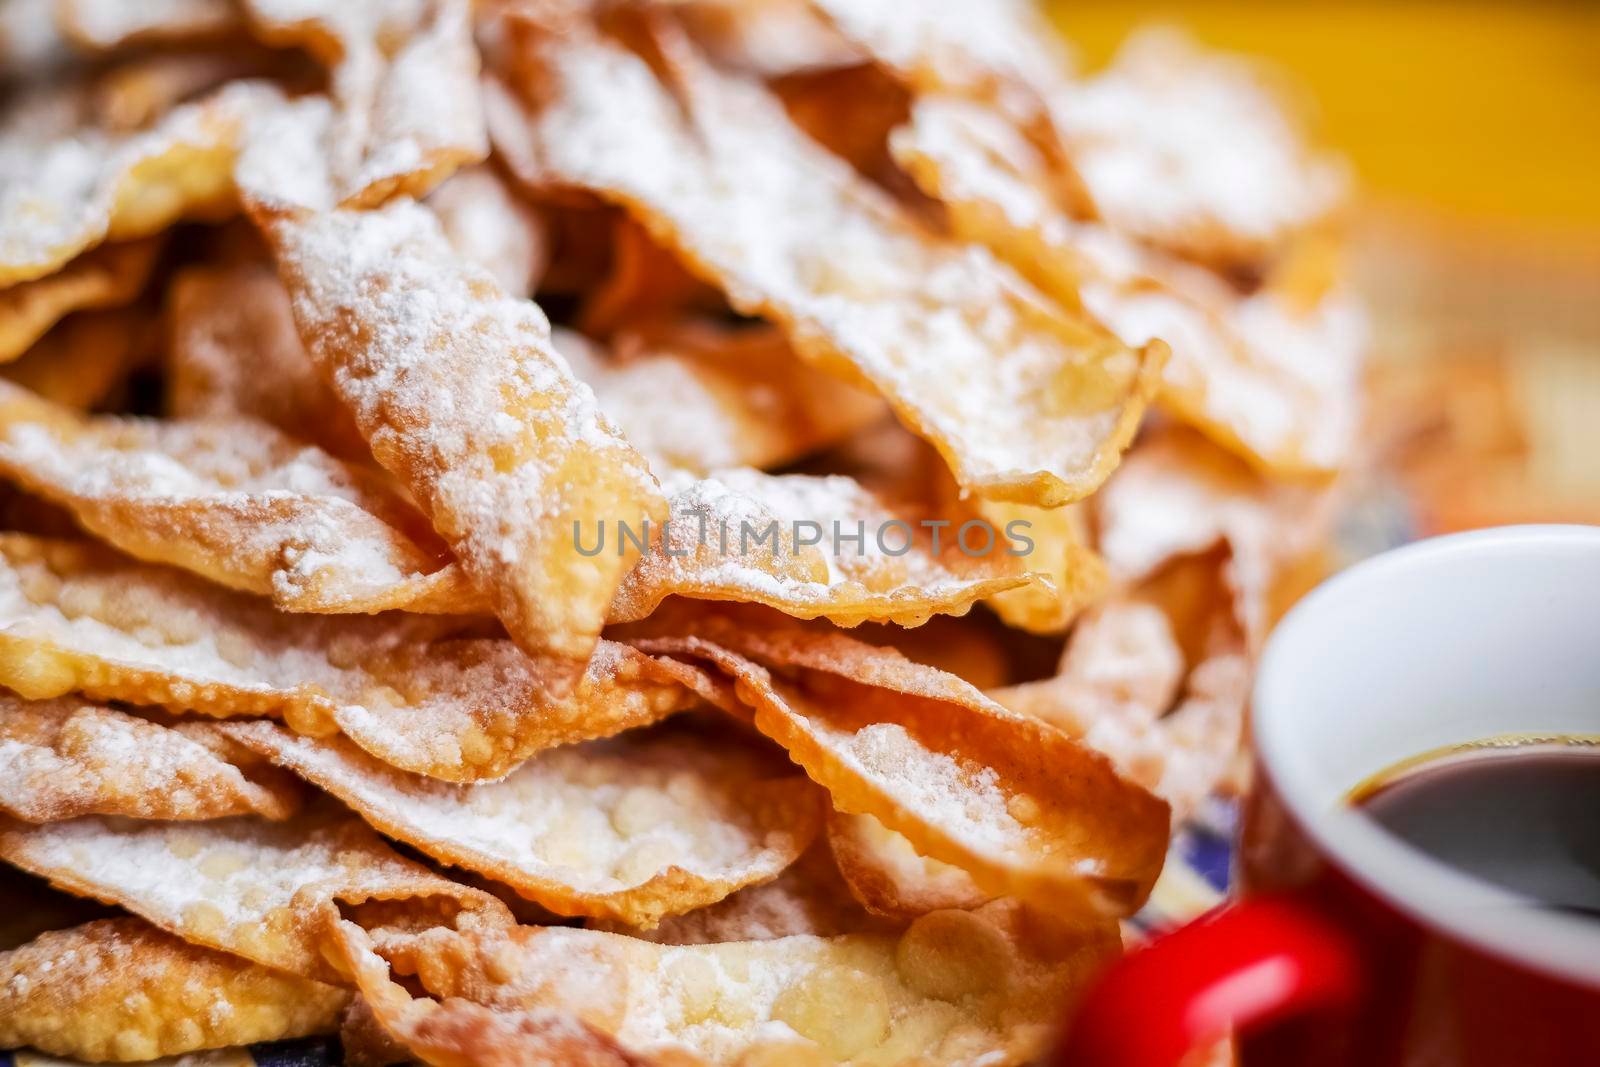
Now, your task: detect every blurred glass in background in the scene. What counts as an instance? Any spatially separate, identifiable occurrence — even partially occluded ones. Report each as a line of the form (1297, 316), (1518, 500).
(1052, 0), (1600, 531)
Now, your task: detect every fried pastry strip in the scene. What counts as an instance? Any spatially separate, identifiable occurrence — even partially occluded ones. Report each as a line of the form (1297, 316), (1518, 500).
(0, 378), (481, 614)
(594, 842), (893, 945)
(0, 82), (257, 287)
(631, 612), (1170, 918)
(0, 239), (161, 364)
(812, 3), (1345, 269)
(238, 0), (485, 205)
(1095, 425), (1338, 647)
(222, 719), (823, 927)
(827, 809), (990, 919)
(554, 324), (885, 477)
(1047, 29), (1349, 271)
(2, 308), (148, 410)
(0, 917), (349, 1062)
(992, 590), (1249, 823)
(166, 260), (371, 461)
(326, 899), (1119, 1067)
(249, 194), (667, 670)
(611, 466), (1036, 628)
(890, 94), (1362, 474)
(806, 0), (1076, 115)
(0, 694), (302, 823)
(0, 536), (693, 781)
(427, 164), (548, 298)
(0, 810), (512, 982)
(492, 20), (1162, 506)
(56, 0), (240, 51)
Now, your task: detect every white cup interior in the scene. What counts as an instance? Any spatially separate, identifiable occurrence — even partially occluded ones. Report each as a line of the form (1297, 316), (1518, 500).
(1253, 525), (1600, 985)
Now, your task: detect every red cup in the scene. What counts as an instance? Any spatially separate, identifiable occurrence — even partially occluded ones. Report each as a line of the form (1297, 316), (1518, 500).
(1058, 526), (1600, 1066)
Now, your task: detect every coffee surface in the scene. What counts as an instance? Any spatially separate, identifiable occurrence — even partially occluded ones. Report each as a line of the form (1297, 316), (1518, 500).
(1356, 743), (1600, 919)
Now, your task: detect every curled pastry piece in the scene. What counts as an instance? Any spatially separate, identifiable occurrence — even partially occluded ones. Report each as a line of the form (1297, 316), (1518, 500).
(491, 18), (1162, 506)
(1094, 425), (1339, 647)
(0, 917), (349, 1062)
(1049, 29), (1349, 271)
(976, 498), (1105, 633)
(222, 719), (824, 927)
(610, 466), (1038, 628)
(806, 0), (1075, 120)
(2, 309), (149, 410)
(814, 5), (1344, 271)
(891, 94), (1364, 475)
(555, 323), (885, 478)
(326, 898), (1120, 1066)
(0, 378), (481, 615)
(672, 0), (863, 78)
(992, 582), (1250, 823)
(630, 611), (1170, 918)
(165, 260), (371, 461)
(56, 0), (241, 52)
(0, 82), (259, 287)
(574, 214), (726, 337)
(827, 809), (990, 919)
(248, 193), (667, 671)
(238, 0), (485, 205)
(0, 536), (695, 781)
(0, 239), (161, 364)
(593, 842), (895, 945)
(0, 809), (513, 982)
(0, 694), (302, 823)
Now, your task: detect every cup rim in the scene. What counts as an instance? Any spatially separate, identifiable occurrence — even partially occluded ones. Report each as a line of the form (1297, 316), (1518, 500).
(1253, 524), (1600, 987)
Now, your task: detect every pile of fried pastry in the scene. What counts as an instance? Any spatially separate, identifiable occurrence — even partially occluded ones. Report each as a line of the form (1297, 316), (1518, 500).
(0, 1), (1361, 1064)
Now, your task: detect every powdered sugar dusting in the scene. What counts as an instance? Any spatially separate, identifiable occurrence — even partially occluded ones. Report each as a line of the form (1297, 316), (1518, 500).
(252, 195), (666, 661)
(238, 0), (485, 205)
(893, 92), (1362, 473)
(612, 466), (1032, 626)
(1055, 28), (1348, 266)
(0, 695), (298, 822)
(223, 721), (818, 926)
(0, 82), (260, 286)
(498, 28), (1154, 505)
(0, 812), (490, 980)
(0, 380), (473, 613)
(838, 722), (1020, 851)
(0, 536), (691, 781)
(0, 918), (349, 1062)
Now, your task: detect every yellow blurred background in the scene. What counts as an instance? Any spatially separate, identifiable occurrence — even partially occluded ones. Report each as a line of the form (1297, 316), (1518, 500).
(1051, 1), (1600, 528)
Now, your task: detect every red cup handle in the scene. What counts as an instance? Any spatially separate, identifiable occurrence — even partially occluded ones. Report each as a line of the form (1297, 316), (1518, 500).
(1056, 894), (1363, 1067)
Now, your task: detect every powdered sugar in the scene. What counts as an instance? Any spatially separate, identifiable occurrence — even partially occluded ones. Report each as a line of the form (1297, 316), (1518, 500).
(57, 0), (238, 50)
(0, 380), (472, 613)
(839, 722), (1019, 851)
(0, 535), (691, 781)
(497, 28), (1154, 506)
(611, 466), (1032, 626)
(1054, 28), (1348, 266)
(0, 80), (260, 287)
(224, 721), (818, 926)
(254, 194), (666, 662)
(0, 695), (298, 822)
(238, 0), (484, 206)
(0, 812), (493, 981)
(894, 91), (1364, 474)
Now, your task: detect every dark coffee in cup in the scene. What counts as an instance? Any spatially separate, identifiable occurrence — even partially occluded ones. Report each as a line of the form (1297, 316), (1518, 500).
(1351, 738), (1600, 920)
